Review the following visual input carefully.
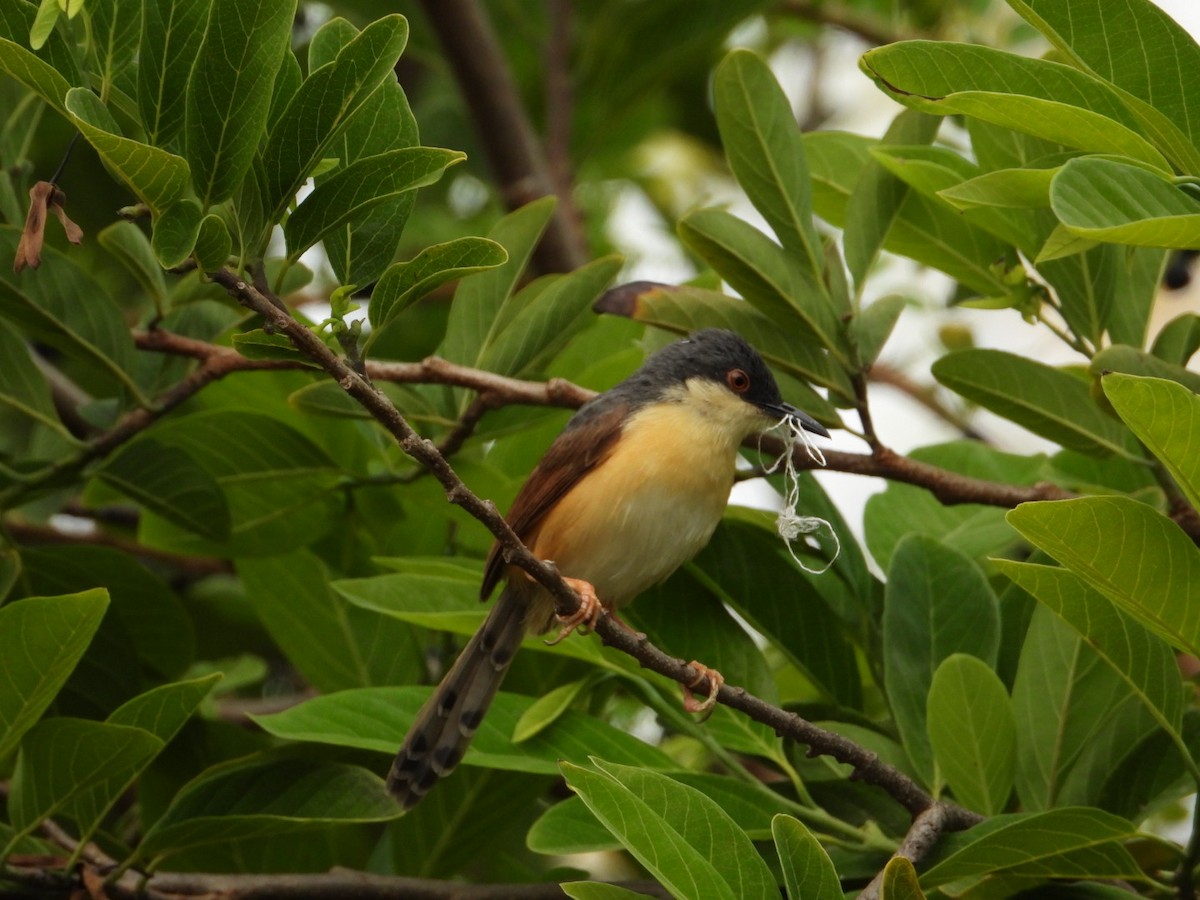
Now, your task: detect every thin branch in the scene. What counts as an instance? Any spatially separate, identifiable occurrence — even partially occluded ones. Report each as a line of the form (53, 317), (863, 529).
(417, 0), (588, 273)
(209, 266), (981, 831)
(858, 804), (957, 900)
(4, 520), (230, 577)
(775, 0), (922, 46)
(869, 362), (983, 439)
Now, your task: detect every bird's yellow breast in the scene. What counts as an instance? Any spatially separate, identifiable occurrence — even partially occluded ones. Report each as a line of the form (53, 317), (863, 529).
(530, 380), (770, 608)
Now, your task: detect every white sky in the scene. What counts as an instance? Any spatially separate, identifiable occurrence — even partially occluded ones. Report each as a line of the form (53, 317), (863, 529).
(1156, 0), (1200, 36)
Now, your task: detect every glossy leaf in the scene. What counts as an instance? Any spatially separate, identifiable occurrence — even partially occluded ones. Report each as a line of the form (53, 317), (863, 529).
(678, 208), (845, 361)
(138, 0), (211, 145)
(844, 108), (939, 287)
(64, 88), (188, 213)
(1102, 373), (1200, 512)
(513, 678), (591, 743)
(283, 147), (465, 260)
(139, 759), (400, 860)
(882, 857), (925, 900)
(920, 808), (1139, 885)
(238, 550), (423, 692)
(883, 535), (1000, 782)
(185, 0), (296, 205)
(714, 49), (825, 282)
(1008, 497), (1200, 657)
(479, 255), (622, 377)
(255, 687), (676, 774)
(193, 214), (232, 271)
(7, 718), (162, 835)
(772, 814), (842, 900)
(939, 165), (1057, 210)
(927, 654), (1015, 815)
(0, 590), (109, 762)
(932, 349), (1136, 457)
(367, 236), (508, 331)
(261, 15), (409, 220)
(1052, 157), (1200, 248)
(995, 561), (1186, 751)
(1010, 0), (1200, 172)
(151, 198), (203, 268)
(97, 437), (231, 541)
(97, 222), (167, 308)
(860, 42), (1167, 170)
(0, 31), (73, 116)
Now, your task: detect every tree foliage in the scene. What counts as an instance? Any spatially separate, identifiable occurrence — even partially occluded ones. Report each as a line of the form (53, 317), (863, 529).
(1, 0), (1199, 897)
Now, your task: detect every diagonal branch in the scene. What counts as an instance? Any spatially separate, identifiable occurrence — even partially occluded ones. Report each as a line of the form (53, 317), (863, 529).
(209, 266), (982, 833)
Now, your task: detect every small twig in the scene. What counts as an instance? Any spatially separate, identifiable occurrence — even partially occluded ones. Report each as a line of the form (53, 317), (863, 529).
(869, 362), (983, 438)
(5, 520), (230, 577)
(775, 0), (922, 45)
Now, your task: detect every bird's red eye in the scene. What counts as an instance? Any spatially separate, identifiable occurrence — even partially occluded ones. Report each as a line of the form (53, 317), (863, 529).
(726, 368), (750, 393)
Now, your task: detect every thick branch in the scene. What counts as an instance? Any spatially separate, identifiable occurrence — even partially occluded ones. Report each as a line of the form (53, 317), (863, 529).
(417, 0), (588, 273)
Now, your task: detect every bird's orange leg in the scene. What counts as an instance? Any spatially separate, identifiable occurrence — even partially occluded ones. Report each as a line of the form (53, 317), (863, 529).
(545, 577), (604, 645)
(682, 660), (724, 715)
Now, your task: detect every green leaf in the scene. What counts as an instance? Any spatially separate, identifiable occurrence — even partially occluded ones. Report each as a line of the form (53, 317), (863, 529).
(96, 437), (230, 541)
(256, 687), (675, 774)
(513, 678), (592, 743)
(28, 0), (58, 50)
(0, 33), (73, 116)
(230, 328), (320, 367)
(883, 535), (999, 782)
(7, 718), (162, 838)
(441, 198), (556, 368)
(1051, 157), (1200, 248)
(151, 198), (203, 268)
(138, 0), (211, 145)
(927, 654), (1015, 815)
(185, 0), (297, 206)
(1102, 374), (1200, 512)
(692, 518), (860, 708)
(560, 761), (758, 900)
(261, 14), (409, 221)
(772, 814), (842, 900)
(479, 255), (623, 377)
(932, 349), (1136, 457)
(0, 319), (67, 439)
(882, 857), (926, 900)
(108, 673), (222, 740)
(1010, 0), (1200, 172)
(88, 0), (141, 100)
(844, 108), (940, 287)
(237, 550), (423, 692)
(860, 42), (1168, 170)
(131, 409), (342, 557)
(920, 808), (1138, 886)
(994, 561), (1187, 764)
(804, 131), (1013, 297)
(0, 236), (140, 400)
(192, 213), (232, 271)
(1007, 497), (1200, 657)
(851, 294), (906, 369)
(940, 165), (1057, 211)
(63, 88), (188, 213)
(283, 147), (465, 260)
(1151, 312), (1200, 366)
(0, 590), (109, 762)
(714, 49), (825, 284)
(97, 222), (167, 308)
(562, 885), (648, 900)
(367, 236), (508, 331)
(138, 758), (400, 861)
(678, 209), (845, 362)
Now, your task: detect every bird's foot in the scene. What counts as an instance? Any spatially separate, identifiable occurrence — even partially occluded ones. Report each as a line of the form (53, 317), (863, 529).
(546, 577), (603, 645)
(682, 661), (724, 717)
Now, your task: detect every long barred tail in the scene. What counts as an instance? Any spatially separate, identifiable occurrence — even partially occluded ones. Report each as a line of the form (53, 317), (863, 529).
(387, 586), (527, 809)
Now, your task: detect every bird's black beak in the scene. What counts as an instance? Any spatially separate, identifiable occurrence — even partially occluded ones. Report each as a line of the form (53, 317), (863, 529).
(762, 402), (831, 439)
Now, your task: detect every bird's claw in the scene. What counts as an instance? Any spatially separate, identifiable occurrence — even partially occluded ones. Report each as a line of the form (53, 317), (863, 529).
(682, 661), (724, 717)
(546, 577), (603, 645)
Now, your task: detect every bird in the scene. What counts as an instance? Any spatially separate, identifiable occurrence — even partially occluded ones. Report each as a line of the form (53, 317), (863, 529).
(387, 328), (830, 809)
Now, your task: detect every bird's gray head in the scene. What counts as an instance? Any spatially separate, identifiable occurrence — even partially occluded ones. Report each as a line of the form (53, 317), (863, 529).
(615, 329), (830, 437)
